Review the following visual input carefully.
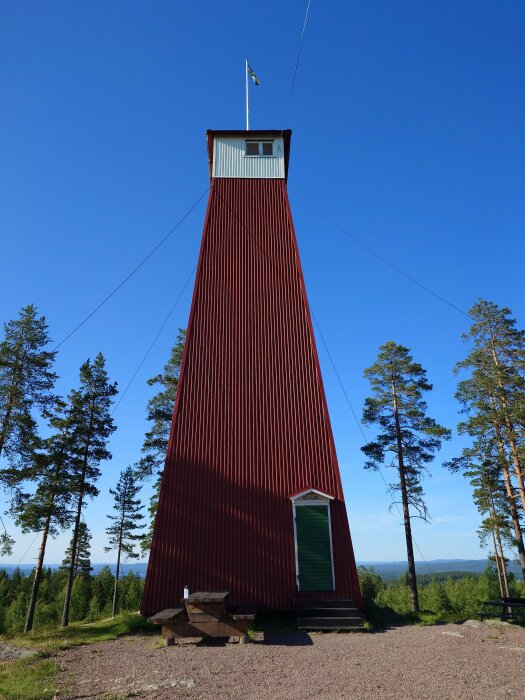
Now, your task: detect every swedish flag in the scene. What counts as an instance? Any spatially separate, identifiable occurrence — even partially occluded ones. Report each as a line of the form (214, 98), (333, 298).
(247, 63), (261, 87)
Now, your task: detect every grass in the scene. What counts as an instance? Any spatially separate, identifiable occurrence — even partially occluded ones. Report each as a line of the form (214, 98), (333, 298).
(363, 601), (468, 629)
(0, 657), (57, 700)
(2, 612), (155, 652)
(0, 613), (155, 699)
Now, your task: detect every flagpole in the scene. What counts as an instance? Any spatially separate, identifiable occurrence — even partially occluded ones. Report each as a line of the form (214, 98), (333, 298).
(245, 58), (249, 131)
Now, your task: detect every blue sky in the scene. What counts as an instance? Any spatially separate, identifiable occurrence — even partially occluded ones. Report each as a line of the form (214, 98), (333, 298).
(1, 1), (524, 567)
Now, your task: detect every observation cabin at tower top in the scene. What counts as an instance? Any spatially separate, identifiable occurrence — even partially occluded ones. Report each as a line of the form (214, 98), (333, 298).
(206, 129), (292, 181)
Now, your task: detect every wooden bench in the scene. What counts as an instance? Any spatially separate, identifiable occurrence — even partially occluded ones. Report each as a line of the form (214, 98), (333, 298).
(481, 597), (525, 623)
(148, 607), (186, 625)
(229, 606), (257, 621)
(148, 594), (258, 646)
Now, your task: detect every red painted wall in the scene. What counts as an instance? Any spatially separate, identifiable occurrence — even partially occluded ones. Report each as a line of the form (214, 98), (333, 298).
(141, 175), (362, 614)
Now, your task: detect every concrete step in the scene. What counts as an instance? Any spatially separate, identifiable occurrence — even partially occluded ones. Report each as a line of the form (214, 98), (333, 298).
(294, 599), (357, 609)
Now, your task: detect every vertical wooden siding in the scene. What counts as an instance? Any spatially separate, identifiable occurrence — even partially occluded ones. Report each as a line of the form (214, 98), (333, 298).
(141, 178), (362, 614)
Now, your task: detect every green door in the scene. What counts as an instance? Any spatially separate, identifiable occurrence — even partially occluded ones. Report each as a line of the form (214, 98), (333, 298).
(295, 504), (334, 591)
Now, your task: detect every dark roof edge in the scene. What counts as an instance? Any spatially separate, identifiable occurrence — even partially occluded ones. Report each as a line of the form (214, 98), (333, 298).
(206, 129), (292, 181)
(206, 129), (292, 137)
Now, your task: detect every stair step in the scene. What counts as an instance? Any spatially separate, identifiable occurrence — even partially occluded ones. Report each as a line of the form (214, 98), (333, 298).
(297, 608), (360, 618)
(294, 600), (357, 610)
(297, 616), (364, 627)
(299, 624), (364, 631)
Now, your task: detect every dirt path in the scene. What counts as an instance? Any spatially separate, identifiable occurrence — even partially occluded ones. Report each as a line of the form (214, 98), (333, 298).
(57, 622), (525, 699)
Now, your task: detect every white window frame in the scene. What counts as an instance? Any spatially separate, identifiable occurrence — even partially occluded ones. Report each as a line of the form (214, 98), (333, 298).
(244, 140), (275, 157)
(289, 489), (336, 592)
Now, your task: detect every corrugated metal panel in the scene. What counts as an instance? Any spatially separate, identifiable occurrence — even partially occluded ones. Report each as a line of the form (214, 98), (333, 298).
(212, 136), (285, 178)
(141, 175), (362, 615)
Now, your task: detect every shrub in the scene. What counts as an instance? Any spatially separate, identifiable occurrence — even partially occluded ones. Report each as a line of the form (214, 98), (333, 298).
(358, 566), (385, 600)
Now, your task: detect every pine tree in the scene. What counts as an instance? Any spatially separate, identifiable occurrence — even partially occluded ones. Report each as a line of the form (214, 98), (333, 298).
(6, 399), (75, 632)
(0, 305), (56, 463)
(61, 522), (92, 577)
(137, 329), (185, 480)
(139, 475), (161, 556)
(136, 330), (185, 554)
(361, 342), (451, 612)
(446, 443), (513, 596)
(459, 300), (525, 510)
(105, 466), (144, 617)
(455, 300), (525, 578)
(61, 353), (117, 627)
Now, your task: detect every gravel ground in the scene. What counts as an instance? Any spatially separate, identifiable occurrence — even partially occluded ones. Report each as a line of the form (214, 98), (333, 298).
(57, 621), (525, 699)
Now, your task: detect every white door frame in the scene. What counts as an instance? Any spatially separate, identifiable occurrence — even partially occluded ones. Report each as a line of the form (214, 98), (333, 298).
(290, 489), (336, 592)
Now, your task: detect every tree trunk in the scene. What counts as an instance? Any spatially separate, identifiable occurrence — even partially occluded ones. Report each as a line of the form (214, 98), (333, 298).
(490, 402), (525, 579)
(61, 405), (95, 628)
(61, 491), (84, 627)
(0, 400), (14, 459)
(494, 524), (511, 597)
(112, 545), (122, 618)
(112, 486), (127, 618)
(0, 360), (22, 459)
(491, 530), (504, 598)
(24, 511), (52, 633)
(486, 486), (511, 597)
(392, 383), (419, 613)
(489, 340), (525, 517)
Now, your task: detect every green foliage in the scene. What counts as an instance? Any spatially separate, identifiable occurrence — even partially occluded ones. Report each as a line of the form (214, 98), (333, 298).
(62, 353), (117, 627)
(70, 574), (92, 622)
(117, 572), (144, 613)
(0, 657), (57, 700)
(136, 330), (185, 554)
(137, 329), (185, 481)
(361, 342), (450, 613)
(5, 592), (30, 633)
(452, 299), (525, 573)
(105, 467), (145, 561)
(0, 532), (15, 557)
(0, 568), (146, 634)
(362, 341), (451, 520)
(0, 304), (57, 465)
(140, 474), (161, 556)
(61, 522), (92, 576)
(357, 566), (385, 600)
(369, 564), (525, 626)
(89, 566), (115, 619)
(65, 353), (118, 505)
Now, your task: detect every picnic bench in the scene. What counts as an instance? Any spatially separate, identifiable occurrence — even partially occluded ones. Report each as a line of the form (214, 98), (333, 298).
(480, 597), (525, 623)
(149, 591), (257, 646)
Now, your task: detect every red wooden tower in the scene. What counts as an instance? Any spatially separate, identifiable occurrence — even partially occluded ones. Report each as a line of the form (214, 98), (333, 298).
(141, 130), (362, 615)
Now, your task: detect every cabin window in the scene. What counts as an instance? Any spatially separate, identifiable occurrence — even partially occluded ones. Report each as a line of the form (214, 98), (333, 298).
(245, 141), (274, 157)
